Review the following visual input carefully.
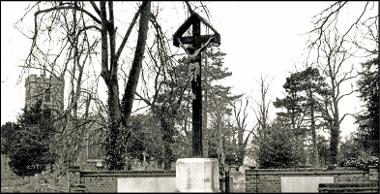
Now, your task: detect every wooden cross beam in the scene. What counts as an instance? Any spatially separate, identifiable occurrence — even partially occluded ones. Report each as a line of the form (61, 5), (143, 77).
(175, 34), (221, 47)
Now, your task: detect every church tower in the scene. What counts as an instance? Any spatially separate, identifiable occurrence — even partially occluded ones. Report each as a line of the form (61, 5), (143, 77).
(25, 74), (64, 113)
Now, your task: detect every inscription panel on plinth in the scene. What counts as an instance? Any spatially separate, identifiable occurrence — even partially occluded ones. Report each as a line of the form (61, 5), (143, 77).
(176, 158), (219, 192)
(186, 161), (204, 190)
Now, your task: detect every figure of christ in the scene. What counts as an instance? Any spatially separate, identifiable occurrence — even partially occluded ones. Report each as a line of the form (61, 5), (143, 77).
(177, 36), (214, 81)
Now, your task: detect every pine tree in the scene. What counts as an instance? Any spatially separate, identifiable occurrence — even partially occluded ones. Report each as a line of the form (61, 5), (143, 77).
(273, 71), (308, 164)
(296, 67), (329, 167)
(274, 67), (329, 166)
(202, 48), (241, 166)
(257, 118), (300, 168)
(355, 57), (379, 156)
(1, 122), (17, 155)
(7, 100), (57, 176)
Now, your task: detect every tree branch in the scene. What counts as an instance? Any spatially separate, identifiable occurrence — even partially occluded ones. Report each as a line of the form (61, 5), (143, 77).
(115, 4), (143, 62)
(35, 5), (101, 24)
(99, 1), (110, 83)
(89, 1), (101, 17)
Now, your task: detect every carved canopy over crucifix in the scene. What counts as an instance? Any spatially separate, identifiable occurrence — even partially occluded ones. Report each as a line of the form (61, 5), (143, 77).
(173, 12), (220, 157)
(173, 13), (220, 47)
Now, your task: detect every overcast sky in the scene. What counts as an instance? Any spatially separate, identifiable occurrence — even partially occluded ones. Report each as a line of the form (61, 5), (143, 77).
(1, 1), (376, 139)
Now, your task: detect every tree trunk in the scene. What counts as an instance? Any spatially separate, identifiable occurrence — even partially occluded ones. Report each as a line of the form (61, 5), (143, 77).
(329, 89), (340, 164)
(330, 124), (340, 164)
(160, 114), (175, 170)
(121, 1), (151, 123)
(309, 92), (319, 167)
(237, 127), (244, 166)
(101, 1), (151, 170)
(104, 78), (124, 170)
(216, 110), (225, 166)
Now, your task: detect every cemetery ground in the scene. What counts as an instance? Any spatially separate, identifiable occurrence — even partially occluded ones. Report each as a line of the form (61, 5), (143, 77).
(1, 1), (378, 193)
(1, 155), (67, 192)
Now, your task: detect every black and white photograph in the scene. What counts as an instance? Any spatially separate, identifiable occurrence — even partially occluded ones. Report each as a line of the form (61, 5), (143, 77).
(1, 1), (379, 193)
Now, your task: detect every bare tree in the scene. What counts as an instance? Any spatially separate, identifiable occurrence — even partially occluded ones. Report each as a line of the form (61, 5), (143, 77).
(18, 2), (106, 167)
(254, 76), (272, 136)
(208, 97), (228, 167)
(307, 1), (378, 164)
(133, 4), (196, 169)
(231, 96), (256, 166)
(248, 76), (275, 161)
(316, 29), (358, 164)
(21, 1), (152, 170)
(307, 1), (377, 62)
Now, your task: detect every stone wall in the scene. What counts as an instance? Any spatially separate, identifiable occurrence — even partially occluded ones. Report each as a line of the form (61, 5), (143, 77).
(318, 182), (379, 193)
(67, 167), (176, 192)
(245, 167), (379, 193)
(368, 166), (379, 182)
(66, 165), (378, 192)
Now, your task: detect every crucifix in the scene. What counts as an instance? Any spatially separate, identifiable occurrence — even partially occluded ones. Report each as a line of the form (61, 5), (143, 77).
(173, 13), (221, 157)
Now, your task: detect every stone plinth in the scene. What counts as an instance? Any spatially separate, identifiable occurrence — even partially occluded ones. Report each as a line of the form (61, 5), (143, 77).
(176, 158), (219, 192)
